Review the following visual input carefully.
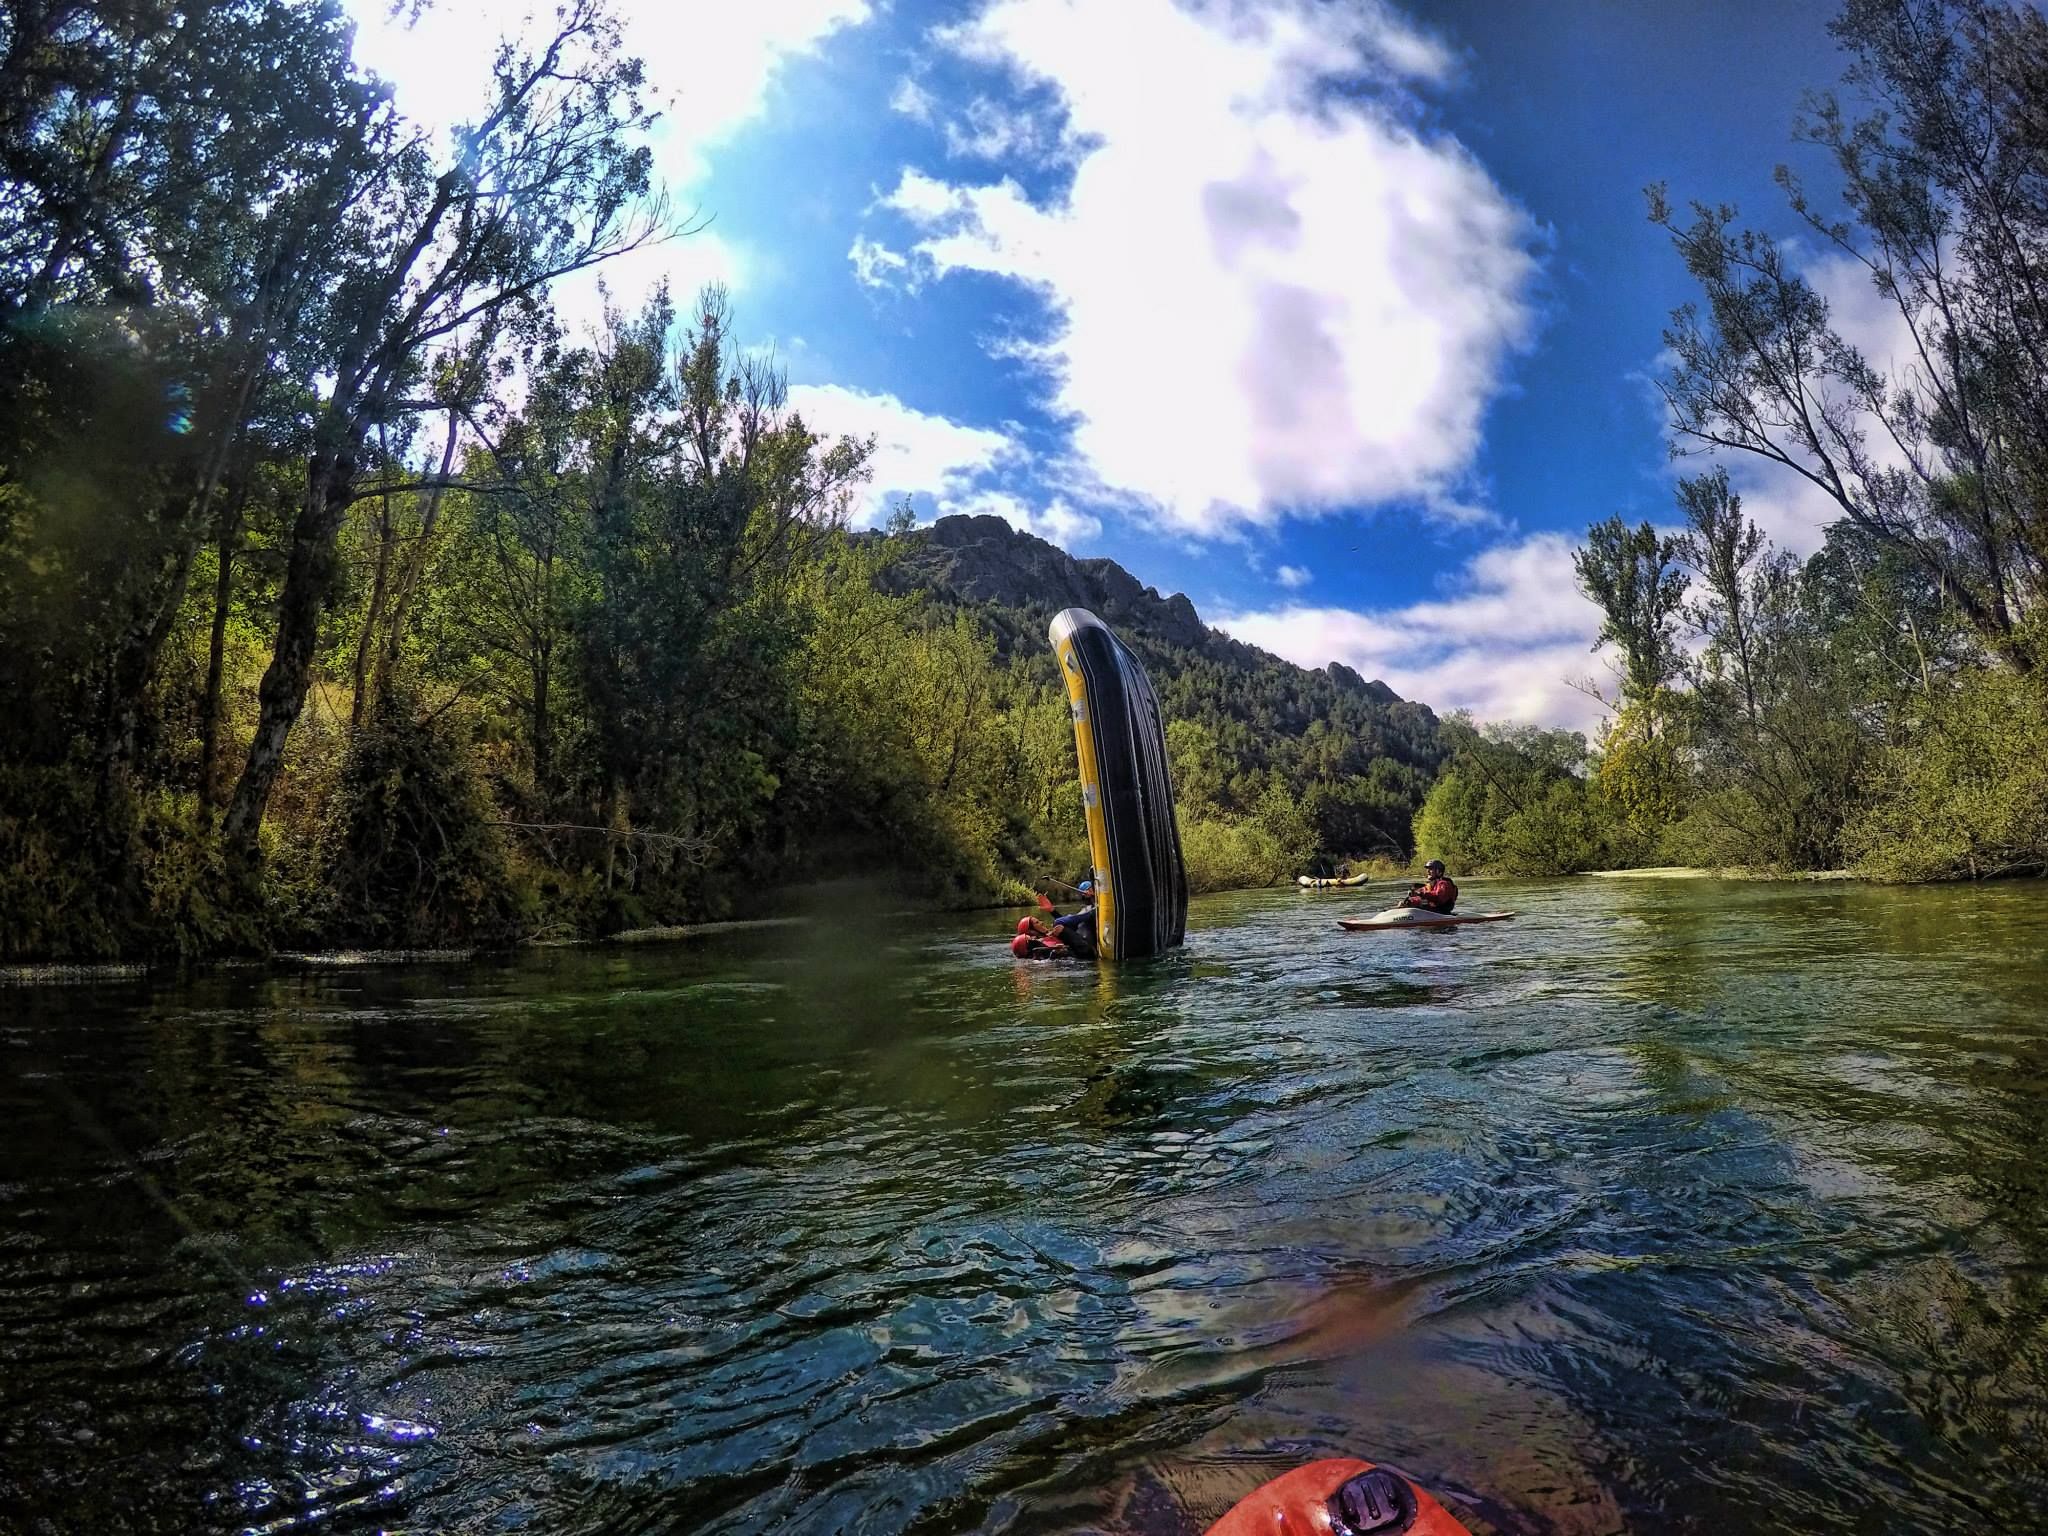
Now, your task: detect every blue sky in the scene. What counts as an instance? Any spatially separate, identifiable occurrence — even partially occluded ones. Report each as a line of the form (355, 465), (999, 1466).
(348, 0), (1875, 730)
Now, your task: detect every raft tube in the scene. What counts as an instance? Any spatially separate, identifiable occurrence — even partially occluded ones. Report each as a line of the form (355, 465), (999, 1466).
(1050, 608), (1187, 960)
(1338, 907), (1516, 931)
(1206, 1457), (1474, 1536)
(1298, 871), (1373, 888)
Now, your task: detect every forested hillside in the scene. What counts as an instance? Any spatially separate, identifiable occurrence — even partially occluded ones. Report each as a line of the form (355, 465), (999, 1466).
(879, 514), (1444, 875)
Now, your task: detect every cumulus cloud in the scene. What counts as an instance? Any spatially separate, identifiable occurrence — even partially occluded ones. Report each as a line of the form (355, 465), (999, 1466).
(943, 94), (1061, 162)
(869, 0), (1540, 535)
(848, 234), (914, 291)
(1216, 532), (1609, 730)
(891, 75), (937, 122)
(1276, 563), (1311, 589)
(784, 383), (1023, 523)
(345, 0), (872, 184)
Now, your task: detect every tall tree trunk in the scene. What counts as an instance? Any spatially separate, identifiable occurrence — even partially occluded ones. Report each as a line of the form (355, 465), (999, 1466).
(368, 409), (461, 710)
(351, 481), (396, 731)
(222, 440), (358, 854)
(196, 488), (249, 821)
(93, 341), (268, 788)
(531, 642), (552, 795)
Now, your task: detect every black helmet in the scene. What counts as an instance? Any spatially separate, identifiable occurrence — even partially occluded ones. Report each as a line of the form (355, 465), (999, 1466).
(1424, 859), (1445, 872)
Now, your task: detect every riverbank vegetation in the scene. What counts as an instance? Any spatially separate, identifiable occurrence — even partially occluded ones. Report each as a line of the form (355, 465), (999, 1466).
(0, 0), (1443, 960)
(1419, 0), (2048, 884)
(9, 0), (2040, 961)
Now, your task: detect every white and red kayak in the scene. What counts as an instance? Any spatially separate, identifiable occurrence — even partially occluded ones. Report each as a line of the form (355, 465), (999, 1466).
(1338, 906), (1515, 932)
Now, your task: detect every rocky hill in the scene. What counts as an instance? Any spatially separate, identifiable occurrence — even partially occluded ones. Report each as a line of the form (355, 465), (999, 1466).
(882, 513), (1403, 701)
(877, 514), (1446, 856)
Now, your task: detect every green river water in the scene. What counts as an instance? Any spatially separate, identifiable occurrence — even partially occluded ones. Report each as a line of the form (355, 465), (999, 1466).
(2, 876), (2045, 1534)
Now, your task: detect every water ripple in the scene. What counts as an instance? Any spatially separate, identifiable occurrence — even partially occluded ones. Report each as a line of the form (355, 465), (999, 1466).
(1, 879), (2045, 1532)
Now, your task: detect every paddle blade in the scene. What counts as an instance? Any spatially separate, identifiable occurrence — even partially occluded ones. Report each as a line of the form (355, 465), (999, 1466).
(1035, 891), (1056, 911)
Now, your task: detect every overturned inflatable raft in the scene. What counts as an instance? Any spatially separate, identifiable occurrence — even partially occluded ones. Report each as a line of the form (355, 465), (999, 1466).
(1051, 608), (1187, 960)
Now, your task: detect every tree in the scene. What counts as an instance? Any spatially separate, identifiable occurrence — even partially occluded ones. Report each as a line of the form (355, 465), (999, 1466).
(1659, 470), (1867, 867)
(222, 0), (661, 854)
(0, 0), (387, 785)
(1573, 516), (1687, 723)
(572, 286), (872, 900)
(1651, 0), (2048, 673)
(1412, 715), (1613, 875)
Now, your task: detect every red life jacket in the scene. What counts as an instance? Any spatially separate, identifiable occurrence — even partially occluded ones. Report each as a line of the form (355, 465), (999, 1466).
(1409, 875), (1457, 912)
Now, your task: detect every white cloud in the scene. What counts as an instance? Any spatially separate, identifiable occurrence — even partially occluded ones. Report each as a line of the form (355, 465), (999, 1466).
(1216, 532), (1609, 730)
(943, 94), (1059, 162)
(848, 234), (913, 291)
(341, 0), (873, 291)
(346, 0), (873, 181)
(870, 0), (1539, 536)
(891, 75), (937, 122)
(784, 383), (1023, 523)
(879, 167), (975, 224)
(1276, 563), (1311, 589)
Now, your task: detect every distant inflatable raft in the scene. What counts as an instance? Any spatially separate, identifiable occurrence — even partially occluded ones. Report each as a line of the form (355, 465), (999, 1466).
(1050, 608), (1188, 960)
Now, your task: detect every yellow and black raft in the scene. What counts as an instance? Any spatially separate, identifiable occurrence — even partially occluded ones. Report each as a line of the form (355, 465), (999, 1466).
(1050, 608), (1187, 960)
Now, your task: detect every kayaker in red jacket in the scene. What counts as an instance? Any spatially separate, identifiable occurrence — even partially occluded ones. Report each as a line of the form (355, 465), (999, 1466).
(1402, 859), (1458, 913)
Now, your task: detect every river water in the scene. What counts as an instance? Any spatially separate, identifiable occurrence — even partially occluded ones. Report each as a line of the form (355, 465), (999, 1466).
(2, 877), (2045, 1535)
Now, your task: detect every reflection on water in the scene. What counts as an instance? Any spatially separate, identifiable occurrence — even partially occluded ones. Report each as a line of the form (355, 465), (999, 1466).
(3, 878), (2046, 1534)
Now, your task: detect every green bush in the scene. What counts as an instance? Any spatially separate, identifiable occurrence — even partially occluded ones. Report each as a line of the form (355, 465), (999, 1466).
(1179, 815), (1295, 894)
(0, 765), (125, 960)
(315, 693), (530, 947)
(1847, 667), (2048, 880)
(1413, 763), (1615, 876)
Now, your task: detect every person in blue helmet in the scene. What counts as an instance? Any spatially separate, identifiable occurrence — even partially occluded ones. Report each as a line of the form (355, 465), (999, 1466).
(1048, 880), (1098, 958)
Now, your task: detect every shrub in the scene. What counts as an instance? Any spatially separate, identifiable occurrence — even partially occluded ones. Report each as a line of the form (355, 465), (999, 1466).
(1179, 815), (1294, 894)
(1847, 667), (2048, 880)
(315, 692), (530, 947)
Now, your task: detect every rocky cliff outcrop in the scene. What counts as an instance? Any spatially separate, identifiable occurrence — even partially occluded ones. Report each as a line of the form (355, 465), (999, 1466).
(881, 514), (1403, 703)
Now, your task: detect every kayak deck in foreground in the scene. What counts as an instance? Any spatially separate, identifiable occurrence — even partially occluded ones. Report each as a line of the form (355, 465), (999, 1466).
(1338, 908), (1516, 931)
(1206, 1457), (1474, 1535)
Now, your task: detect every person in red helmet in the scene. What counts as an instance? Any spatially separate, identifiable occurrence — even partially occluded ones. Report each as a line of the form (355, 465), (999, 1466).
(1010, 931), (1067, 959)
(1401, 859), (1458, 913)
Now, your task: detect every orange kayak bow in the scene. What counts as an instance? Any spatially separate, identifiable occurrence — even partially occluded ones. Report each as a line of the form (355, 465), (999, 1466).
(1204, 1457), (1474, 1536)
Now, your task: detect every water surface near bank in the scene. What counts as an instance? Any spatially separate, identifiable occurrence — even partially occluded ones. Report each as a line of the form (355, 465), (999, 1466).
(3, 877), (2044, 1533)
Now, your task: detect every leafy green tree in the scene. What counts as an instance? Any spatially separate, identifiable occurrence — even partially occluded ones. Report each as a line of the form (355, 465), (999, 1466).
(1594, 695), (1689, 858)
(1651, 0), (2048, 673)
(572, 287), (871, 907)
(1413, 716), (1613, 875)
(0, 0), (384, 783)
(1848, 664), (2048, 878)
(223, 0), (661, 853)
(1574, 515), (1687, 722)
(1666, 470), (1865, 867)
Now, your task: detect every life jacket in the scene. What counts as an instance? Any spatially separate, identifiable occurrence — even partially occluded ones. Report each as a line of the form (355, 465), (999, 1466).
(1416, 875), (1457, 912)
